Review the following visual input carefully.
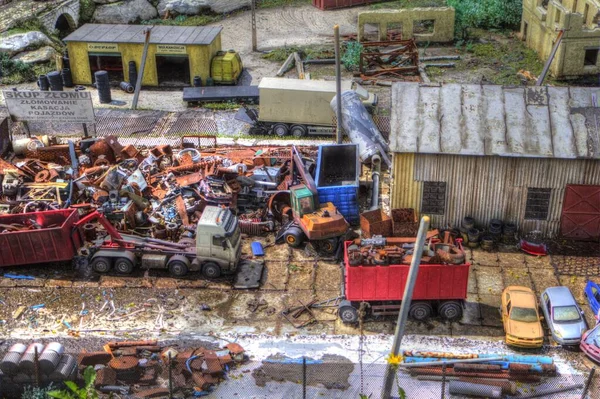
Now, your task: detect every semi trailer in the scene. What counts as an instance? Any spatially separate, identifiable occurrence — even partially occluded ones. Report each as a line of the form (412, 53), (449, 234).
(0, 207), (261, 284)
(338, 239), (470, 323)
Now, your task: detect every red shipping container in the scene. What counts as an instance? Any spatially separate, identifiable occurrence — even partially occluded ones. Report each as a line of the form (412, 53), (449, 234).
(312, 0), (392, 10)
(0, 209), (81, 267)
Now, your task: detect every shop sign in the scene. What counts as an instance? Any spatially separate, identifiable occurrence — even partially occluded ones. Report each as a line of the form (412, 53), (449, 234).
(87, 43), (119, 53)
(2, 91), (95, 124)
(156, 44), (187, 55)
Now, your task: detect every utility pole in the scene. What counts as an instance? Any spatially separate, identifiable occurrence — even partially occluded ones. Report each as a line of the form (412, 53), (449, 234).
(381, 216), (431, 399)
(334, 24), (342, 144)
(251, 0), (257, 52)
(132, 27), (152, 110)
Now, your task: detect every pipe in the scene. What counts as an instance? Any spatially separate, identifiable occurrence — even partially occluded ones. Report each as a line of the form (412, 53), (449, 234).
(369, 154), (381, 210)
(132, 27), (152, 110)
(334, 24), (342, 144)
(416, 376), (516, 395)
(401, 356), (504, 368)
(536, 29), (564, 86)
(478, 353), (554, 365)
(517, 383), (584, 399)
(448, 381), (502, 398)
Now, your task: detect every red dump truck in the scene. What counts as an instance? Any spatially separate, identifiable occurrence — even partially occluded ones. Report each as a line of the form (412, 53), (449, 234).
(338, 239), (471, 323)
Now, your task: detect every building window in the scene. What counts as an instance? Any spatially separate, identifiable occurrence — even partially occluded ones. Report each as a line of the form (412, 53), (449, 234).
(421, 181), (446, 215)
(524, 188), (552, 220)
(584, 48), (599, 66)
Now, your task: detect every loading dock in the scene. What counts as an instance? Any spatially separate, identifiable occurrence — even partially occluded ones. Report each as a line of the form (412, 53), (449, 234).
(63, 24), (222, 87)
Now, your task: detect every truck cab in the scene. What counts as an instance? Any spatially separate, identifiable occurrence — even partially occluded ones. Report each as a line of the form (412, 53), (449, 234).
(195, 206), (242, 277)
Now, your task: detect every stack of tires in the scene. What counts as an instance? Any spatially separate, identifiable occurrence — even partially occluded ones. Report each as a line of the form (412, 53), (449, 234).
(459, 217), (518, 251)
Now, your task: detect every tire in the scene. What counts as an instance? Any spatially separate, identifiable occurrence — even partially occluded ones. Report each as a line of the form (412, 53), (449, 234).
(91, 256), (112, 273)
(202, 262), (221, 278)
(273, 123), (289, 137)
(339, 305), (359, 323)
(284, 227), (305, 248)
(439, 301), (463, 322)
(317, 238), (338, 255)
(114, 257), (134, 274)
(290, 125), (307, 138)
(169, 260), (189, 277)
(409, 302), (433, 321)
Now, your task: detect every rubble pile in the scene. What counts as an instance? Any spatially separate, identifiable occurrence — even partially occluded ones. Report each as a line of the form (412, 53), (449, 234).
(0, 136), (317, 240)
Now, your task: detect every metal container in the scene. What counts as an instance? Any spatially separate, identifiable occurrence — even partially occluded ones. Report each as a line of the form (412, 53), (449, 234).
(39, 342), (65, 374)
(360, 209), (392, 238)
(49, 354), (77, 381)
(141, 254), (168, 269)
(19, 343), (45, 373)
(0, 343), (27, 375)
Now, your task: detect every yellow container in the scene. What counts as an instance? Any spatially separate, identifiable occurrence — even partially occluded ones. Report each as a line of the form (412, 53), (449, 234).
(210, 50), (243, 85)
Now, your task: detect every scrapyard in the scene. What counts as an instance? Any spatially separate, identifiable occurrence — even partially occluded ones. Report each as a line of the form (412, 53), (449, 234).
(1, 1), (600, 398)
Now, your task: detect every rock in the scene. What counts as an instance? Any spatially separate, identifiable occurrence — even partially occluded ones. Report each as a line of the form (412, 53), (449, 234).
(11, 46), (57, 64)
(93, 0), (121, 4)
(157, 0), (250, 16)
(93, 0), (158, 24)
(0, 31), (52, 57)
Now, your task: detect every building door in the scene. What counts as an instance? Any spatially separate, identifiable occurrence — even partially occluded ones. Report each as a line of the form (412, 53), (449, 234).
(88, 53), (124, 85)
(560, 184), (600, 240)
(156, 55), (190, 86)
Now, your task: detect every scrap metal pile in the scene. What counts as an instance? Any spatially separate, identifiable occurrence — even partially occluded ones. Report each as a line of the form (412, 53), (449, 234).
(0, 340), (246, 397)
(0, 135), (317, 240)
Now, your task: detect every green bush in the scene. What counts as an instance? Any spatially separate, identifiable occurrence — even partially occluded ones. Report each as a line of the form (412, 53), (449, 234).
(80, 0), (96, 24)
(342, 41), (363, 71)
(1, 53), (35, 81)
(447, 0), (523, 39)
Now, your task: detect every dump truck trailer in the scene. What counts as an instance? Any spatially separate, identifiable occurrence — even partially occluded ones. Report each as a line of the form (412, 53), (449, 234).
(183, 85), (259, 104)
(236, 78), (377, 137)
(339, 240), (471, 323)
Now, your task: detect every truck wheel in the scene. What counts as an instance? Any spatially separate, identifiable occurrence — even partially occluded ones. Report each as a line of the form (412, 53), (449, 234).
(202, 262), (221, 279)
(339, 306), (359, 324)
(439, 301), (463, 322)
(290, 125), (307, 138)
(284, 227), (304, 248)
(169, 260), (189, 277)
(316, 238), (338, 255)
(409, 302), (433, 321)
(273, 123), (289, 137)
(114, 258), (134, 274)
(91, 257), (112, 273)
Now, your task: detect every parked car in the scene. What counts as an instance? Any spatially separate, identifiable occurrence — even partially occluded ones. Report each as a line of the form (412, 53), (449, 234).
(580, 323), (600, 364)
(584, 281), (600, 319)
(540, 287), (587, 345)
(501, 286), (544, 348)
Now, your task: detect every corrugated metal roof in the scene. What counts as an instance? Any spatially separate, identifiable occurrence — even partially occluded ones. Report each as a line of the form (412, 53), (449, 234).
(63, 24), (221, 45)
(390, 83), (600, 159)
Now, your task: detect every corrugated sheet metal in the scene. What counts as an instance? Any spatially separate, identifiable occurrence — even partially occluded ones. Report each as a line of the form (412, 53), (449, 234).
(392, 154), (600, 237)
(64, 24), (221, 45)
(390, 83), (600, 159)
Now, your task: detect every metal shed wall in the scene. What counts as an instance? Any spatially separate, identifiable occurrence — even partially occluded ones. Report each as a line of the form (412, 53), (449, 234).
(391, 153), (600, 237)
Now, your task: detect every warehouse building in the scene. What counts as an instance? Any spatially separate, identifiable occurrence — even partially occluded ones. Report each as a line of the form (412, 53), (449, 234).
(389, 83), (600, 240)
(63, 24), (222, 86)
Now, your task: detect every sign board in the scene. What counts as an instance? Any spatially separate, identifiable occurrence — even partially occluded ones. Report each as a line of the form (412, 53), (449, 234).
(87, 43), (119, 53)
(156, 44), (187, 55)
(2, 91), (95, 124)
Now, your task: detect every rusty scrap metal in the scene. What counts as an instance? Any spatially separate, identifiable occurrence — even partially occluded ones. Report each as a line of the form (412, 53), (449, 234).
(359, 39), (419, 80)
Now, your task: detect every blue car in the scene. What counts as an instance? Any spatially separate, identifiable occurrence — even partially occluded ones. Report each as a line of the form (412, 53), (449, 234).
(584, 281), (600, 319)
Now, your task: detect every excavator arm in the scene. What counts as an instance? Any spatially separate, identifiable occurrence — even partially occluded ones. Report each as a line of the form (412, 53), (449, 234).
(73, 210), (123, 241)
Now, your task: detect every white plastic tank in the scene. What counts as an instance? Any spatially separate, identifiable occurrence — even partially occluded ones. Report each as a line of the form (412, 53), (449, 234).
(39, 342), (65, 375)
(49, 354), (77, 381)
(0, 343), (27, 375)
(18, 343), (45, 373)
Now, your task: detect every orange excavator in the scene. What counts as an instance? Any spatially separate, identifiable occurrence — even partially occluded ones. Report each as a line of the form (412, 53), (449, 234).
(275, 146), (349, 255)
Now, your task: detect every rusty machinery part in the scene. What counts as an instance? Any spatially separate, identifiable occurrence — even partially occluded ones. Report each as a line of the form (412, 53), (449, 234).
(267, 191), (292, 223)
(177, 148), (201, 164)
(83, 223), (97, 241)
(165, 223), (179, 240)
(108, 356), (138, 372)
(89, 140), (115, 164)
(94, 157), (110, 167)
(153, 225), (167, 239)
(34, 170), (52, 183)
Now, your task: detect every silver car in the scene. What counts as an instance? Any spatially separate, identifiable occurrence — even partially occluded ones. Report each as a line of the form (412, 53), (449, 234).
(541, 287), (587, 345)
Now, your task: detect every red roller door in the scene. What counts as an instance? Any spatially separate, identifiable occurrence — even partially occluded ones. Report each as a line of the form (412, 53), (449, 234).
(560, 184), (600, 240)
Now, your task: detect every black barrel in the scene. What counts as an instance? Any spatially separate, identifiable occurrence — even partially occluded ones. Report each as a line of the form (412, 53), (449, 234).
(62, 49), (70, 69)
(205, 77), (214, 86)
(128, 61), (137, 87)
(37, 75), (50, 91)
(94, 70), (111, 104)
(193, 76), (202, 87)
(61, 68), (73, 88)
(47, 71), (63, 91)
(119, 81), (134, 93)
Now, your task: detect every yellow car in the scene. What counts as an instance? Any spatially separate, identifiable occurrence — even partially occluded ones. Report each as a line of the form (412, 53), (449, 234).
(501, 286), (544, 348)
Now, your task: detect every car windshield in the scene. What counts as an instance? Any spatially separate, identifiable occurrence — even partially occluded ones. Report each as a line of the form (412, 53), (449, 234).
(584, 324), (600, 345)
(510, 307), (538, 322)
(553, 306), (580, 322)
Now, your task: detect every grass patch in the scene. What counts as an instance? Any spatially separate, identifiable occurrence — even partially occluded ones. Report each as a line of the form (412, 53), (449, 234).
(203, 102), (240, 110)
(459, 40), (547, 85)
(262, 45), (334, 62)
(0, 53), (54, 85)
(142, 14), (222, 27)
(259, 0), (311, 8)
(371, 0), (447, 9)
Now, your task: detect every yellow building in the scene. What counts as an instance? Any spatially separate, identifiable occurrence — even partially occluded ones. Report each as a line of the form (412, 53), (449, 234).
(63, 24), (222, 86)
(521, 0), (600, 78)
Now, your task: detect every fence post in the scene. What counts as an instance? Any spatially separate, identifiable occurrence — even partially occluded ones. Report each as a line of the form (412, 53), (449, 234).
(34, 346), (40, 387)
(440, 363), (446, 399)
(580, 367), (596, 399)
(302, 356), (307, 399)
(168, 352), (173, 399)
